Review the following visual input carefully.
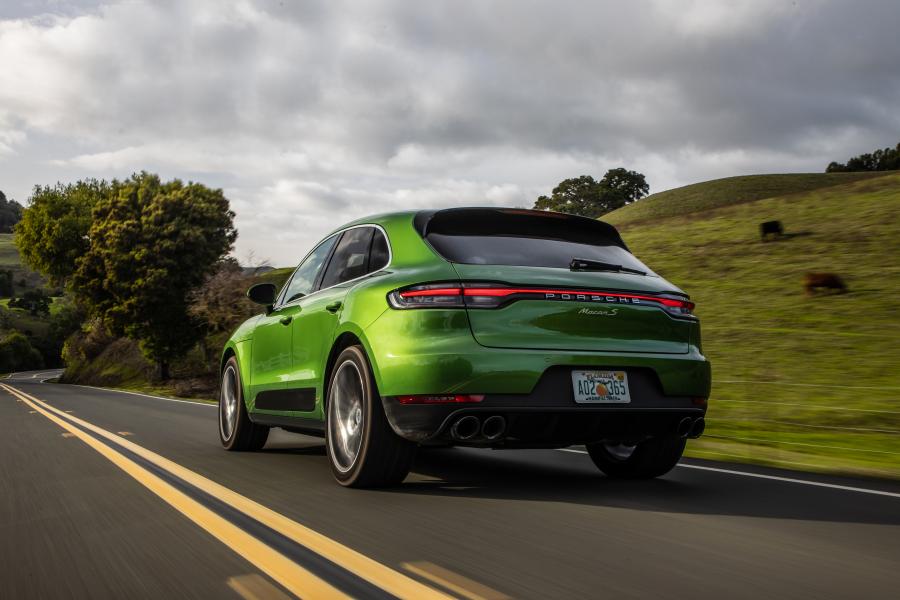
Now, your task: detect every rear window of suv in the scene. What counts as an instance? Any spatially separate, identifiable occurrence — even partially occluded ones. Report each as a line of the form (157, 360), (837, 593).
(415, 208), (654, 274)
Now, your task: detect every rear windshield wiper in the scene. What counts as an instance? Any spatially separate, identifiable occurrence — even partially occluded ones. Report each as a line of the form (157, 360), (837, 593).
(570, 257), (646, 276)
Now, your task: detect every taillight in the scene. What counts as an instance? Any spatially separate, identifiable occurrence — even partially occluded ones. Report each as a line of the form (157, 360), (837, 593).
(388, 284), (465, 308)
(388, 283), (696, 318)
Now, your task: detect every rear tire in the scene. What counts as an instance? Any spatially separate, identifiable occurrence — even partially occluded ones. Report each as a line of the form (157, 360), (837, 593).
(219, 356), (269, 451)
(325, 346), (416, 487)
(586, 435), (685, 479)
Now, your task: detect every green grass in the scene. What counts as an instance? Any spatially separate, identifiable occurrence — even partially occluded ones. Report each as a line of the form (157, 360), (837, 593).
(0, 233), (19, 267)
(604, 172), (891, 226)
(258, 267), (293, 289)
(0, 299), (52, 335)
(0, 233), (46, 295)
(0, 297), (65, 336)
(615, 172), (900, 478)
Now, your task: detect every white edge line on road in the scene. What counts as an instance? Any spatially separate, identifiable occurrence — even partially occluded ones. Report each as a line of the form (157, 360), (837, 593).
(70, 384), (216, 407)
(716, 379), (900, 391)
(557, 448), (900, 499)
(19, 375), (898, 499)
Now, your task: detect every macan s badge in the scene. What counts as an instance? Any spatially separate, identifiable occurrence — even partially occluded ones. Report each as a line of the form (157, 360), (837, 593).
(578, 307), (619, 316)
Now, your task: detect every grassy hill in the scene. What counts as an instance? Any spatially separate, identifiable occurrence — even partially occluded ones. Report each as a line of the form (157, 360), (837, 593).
(0, 233), (44, 293)
(258, 267), (293, 289)
(0, 233), (20, 266)
(605, 172), (889, 226)
(1, 233), (52, 336)
(614, 172), (900, 478)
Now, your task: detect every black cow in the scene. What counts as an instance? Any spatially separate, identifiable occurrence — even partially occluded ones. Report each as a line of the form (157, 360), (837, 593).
(760, 220), (783, 241)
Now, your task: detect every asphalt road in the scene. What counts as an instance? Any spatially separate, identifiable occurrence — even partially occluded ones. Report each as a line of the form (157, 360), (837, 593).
(2, 370), (899, 599)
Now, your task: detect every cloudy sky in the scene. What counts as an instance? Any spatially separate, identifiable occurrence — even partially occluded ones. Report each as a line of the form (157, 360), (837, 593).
(1, 0), (898, 265)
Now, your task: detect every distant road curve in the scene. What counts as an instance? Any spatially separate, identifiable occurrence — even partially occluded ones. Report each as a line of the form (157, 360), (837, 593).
(2, 370), (898, 599)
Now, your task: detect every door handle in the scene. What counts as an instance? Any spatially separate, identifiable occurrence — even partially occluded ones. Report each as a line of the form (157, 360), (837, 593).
(279, 315), (293, 325)
(326, 301), (343, 313)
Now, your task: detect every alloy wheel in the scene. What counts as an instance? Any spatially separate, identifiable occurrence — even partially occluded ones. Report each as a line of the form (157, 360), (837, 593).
(328, 360), (366, 473)
(220, 365), (239, 441)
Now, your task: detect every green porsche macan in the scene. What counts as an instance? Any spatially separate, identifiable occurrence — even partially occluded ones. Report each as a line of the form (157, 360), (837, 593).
(219, 208), (710, 487)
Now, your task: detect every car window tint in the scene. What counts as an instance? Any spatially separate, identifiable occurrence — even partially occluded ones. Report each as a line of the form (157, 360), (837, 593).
(320, 227), (375, 289)
(281, 235), (338, 304)
(426, 233), (653, 273)
(419, 208), (652, 273)
(368, 229), (390, 272)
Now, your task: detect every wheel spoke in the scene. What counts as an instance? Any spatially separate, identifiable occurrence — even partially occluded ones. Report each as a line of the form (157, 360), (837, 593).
(220, 366), (239, 441)
(328, 360), (366, 472)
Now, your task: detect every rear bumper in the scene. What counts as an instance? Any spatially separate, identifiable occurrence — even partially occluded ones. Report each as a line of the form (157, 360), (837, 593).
(381, 366), (708, 446)
(365, 307), (710, 399)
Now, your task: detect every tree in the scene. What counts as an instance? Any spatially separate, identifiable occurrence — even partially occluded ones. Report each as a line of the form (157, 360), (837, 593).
(535, 175), (606, 217)
(0, 190), (24, 233)
(534, 168), (649, 218)
(826, 142), (900, 172)
(0, 269), (13, 297)
(13, 180), (110, 285)
(599, 168), (649, 203)
(8, 289), (51, 316)
(188, 260), (259, 368)
(0, 332), (44, 372)
(36, 300), (84, 368)
(71, 172), (237, 380)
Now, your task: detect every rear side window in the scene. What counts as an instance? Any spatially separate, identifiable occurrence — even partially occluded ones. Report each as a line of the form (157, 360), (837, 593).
(320, 227), (375, 288)
(418, 208), (653, 273)
(368, 229), (390, 272)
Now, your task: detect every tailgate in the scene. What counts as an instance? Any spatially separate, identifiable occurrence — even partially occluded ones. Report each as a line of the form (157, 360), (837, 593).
(453, 264), (692, 354)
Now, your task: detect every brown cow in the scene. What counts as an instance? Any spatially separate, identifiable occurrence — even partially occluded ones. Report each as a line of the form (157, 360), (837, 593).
(804, 273), (847, 295)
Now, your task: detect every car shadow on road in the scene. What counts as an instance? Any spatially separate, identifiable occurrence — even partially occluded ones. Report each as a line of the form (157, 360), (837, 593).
(261, 445), (326, 456)
(399, 448), (900, 526)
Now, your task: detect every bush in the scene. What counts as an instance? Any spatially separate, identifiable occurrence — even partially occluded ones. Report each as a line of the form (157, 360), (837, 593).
(0, 332), (44, 372)
(188, 261), (260, 371)
(8, 289), (51, 316)
(0, 270), (13, 297)
(31, 301), (84, 367)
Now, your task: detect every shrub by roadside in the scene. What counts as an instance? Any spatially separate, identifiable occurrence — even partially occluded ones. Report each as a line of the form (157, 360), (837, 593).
(58, 261), (288, 400)
(0, 331), (44, 373)
(61, 321), (220, 399)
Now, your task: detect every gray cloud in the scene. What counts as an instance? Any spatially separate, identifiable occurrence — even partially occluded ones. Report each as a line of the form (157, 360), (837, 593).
(1, 0), (899, 264)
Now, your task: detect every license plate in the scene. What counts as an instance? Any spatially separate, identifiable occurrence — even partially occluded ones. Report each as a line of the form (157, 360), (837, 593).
(571, 370), (631, 404)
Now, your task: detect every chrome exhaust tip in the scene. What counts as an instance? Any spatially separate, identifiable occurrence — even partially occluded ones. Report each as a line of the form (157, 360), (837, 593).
(450, 415), (480, 441)
(481, 415), (506, 441)
(688, 417), (706, 439)
(676, 417), (693, 438)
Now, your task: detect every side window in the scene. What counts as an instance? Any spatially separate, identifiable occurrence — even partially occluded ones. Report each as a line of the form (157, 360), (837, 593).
(319, 227), (375, 289)
(368, 229), (390, 272)
(281, 235), (338, 304)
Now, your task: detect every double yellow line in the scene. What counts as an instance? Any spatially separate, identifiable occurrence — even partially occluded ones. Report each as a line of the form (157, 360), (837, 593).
(1, 383), (452, 600)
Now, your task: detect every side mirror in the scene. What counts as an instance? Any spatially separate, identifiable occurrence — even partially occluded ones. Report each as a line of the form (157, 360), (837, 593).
(247, 283), (277, 308)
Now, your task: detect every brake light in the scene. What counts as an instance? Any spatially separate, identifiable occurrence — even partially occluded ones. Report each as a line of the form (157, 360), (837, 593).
(391, 285), (464, 308)
(396, 394), (484, 404)
(388, 283), (695, 318)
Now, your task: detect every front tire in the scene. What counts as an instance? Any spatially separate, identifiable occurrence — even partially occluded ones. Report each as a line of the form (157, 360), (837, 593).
(586, 435), (685, 479)
(325, 346), (416, 487)
(219, 356), (269, 451)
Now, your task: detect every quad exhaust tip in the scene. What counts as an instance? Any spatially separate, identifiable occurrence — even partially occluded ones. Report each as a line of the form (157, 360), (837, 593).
(676, 417), (693, 438)
(481, 415), (506, 441)
(450, 415), (480, 441)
